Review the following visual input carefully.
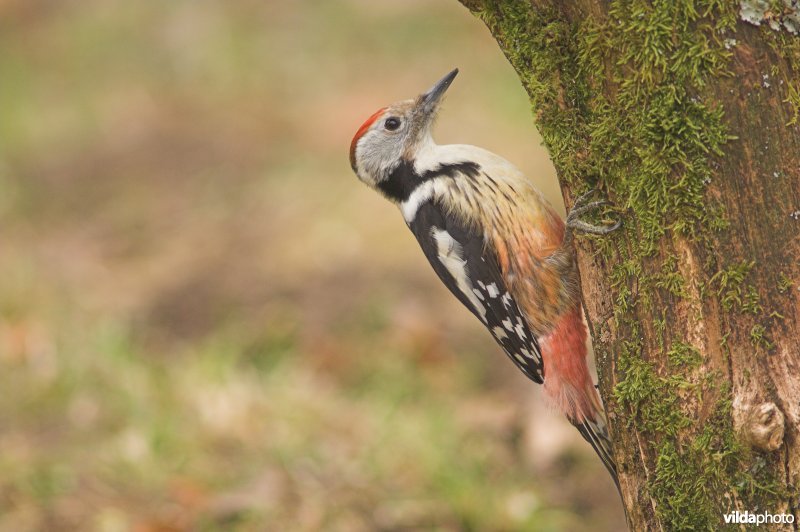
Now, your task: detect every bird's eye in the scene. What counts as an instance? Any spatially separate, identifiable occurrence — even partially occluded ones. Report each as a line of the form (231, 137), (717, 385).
(384, 117), (401, 131)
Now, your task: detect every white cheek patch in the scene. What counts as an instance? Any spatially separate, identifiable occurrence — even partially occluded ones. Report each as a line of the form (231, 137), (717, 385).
(431, 228), (487, 322)
(357, 130), (405, 185)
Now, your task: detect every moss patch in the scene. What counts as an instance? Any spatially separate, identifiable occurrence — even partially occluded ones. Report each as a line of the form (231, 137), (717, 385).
(472, 0), (735, 256)
(777, 271), (795, 293)
(708, 260), (762, 313)
(613, 338), (726, 528)
(649, 391), (788, 530)
(615, 343), (782, 529)
(761, 8), (800, 124)
(749, 323), (774, 349)
(613, 338), (693, 437)
(666, 341), (703, 368)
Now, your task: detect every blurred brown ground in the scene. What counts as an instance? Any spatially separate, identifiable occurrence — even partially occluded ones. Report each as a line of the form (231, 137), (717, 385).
(0, 1), (624, 530)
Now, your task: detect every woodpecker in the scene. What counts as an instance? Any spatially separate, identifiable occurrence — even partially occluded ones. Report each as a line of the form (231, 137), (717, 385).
(349, 69), (620, 482)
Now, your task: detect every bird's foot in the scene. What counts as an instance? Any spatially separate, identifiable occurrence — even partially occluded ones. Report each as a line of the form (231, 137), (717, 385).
(566, 190), (622, 236)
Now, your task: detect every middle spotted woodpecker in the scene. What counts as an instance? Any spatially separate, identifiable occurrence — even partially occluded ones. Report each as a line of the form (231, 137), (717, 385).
(349, 69), (621, 483)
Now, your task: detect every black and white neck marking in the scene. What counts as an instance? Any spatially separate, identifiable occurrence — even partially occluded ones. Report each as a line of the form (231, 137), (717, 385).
(377, 159), (480, 202)
(377, 159), (481, 222)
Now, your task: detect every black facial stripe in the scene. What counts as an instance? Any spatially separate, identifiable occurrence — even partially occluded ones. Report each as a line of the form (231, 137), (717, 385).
(377, 160), (481, 202)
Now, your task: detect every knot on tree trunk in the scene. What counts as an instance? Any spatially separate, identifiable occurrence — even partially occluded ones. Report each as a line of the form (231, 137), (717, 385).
(735, 401), (785, 452)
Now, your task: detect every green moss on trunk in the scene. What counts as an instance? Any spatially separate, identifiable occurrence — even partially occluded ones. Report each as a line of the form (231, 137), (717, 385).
(471, 0), (734, 255)
(459, 0), (797, 529)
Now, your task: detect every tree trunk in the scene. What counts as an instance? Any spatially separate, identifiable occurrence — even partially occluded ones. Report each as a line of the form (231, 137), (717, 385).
(457, 1), (800, 529)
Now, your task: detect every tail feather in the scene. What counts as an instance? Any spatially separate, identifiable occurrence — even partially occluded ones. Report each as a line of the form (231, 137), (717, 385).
(574, 415), (619, 489)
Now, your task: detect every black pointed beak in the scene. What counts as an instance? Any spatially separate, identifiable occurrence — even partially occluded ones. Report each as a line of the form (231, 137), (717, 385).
(418, 68), (458, 115)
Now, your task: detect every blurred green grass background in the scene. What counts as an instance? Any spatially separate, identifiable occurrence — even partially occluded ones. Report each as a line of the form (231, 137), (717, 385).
(0, 1), (624, 530)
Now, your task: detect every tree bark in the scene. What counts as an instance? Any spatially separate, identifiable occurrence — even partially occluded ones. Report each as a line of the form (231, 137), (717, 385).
(457, 1), (800, 529)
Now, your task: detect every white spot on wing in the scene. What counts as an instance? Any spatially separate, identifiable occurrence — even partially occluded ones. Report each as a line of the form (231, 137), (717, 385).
(502, 319), (513, 331)
(431, 228), (487, 322)
(492, 326), (508, 340)
(486, 283), (499, 298)
(472, 288), (485, 301)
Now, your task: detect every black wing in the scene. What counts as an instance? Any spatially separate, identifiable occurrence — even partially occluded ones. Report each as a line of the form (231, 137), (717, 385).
(408, 200), (544, 383)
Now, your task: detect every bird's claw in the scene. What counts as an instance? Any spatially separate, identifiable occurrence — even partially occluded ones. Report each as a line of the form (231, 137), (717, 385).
(566, 190), (622, 236)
